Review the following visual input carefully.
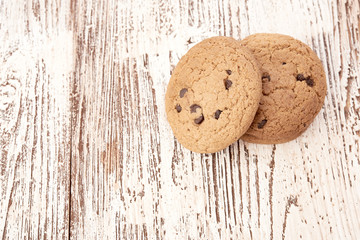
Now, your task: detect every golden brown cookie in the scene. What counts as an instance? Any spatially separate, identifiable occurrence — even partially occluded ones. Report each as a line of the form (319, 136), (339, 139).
(240, 33), (327, 144)
(165, 36), (262, 153)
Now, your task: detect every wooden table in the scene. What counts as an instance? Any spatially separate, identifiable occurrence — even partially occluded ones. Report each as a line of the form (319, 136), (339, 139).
(1, 0), (359, 239)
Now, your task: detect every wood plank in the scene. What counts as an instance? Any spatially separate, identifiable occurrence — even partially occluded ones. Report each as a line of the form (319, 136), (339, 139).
(0, 0), (73, 239)
(70, 0), (360, 239)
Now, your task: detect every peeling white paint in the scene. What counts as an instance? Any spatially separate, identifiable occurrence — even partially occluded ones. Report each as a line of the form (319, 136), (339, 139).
(1, 0), (360, 239)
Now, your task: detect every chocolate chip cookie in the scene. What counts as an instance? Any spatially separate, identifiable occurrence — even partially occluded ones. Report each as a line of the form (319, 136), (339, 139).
(240, 33), (327, 144)
(165, 36), (262, 153)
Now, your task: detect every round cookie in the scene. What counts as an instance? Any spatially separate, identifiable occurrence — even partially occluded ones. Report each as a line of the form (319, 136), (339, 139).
(165, 36), (262, 153)
(240, 33), (327, 144)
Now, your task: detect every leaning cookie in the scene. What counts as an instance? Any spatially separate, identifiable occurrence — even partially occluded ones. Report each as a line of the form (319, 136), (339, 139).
(165, 36), (262, 153)
(240, 33), (327, 144)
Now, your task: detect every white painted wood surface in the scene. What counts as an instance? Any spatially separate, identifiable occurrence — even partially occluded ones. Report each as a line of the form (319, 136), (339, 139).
(0, 0), (73, 239)
(1, 0), (359, 239)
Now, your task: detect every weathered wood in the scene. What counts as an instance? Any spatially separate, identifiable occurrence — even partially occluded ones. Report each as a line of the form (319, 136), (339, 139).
(0, 0), (73, 239)
(1, 0), (359, 239)
(70, 0), (360, 239)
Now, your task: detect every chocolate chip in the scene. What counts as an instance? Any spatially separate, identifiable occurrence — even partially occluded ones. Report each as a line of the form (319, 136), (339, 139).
(224, 79), (233, 90)
(190, 104), (201, 113)
(179, 88), (188, 98)
(175, 104), (182, 112)
(262, 73), (271, 81)
(194, 114), (204, 124)
(296, 74), (314, 87)
(296, 74), (306, 81)
(214, 110), (222, 119)
(305, 77), (314, 87)
(226, 69), (232, 75)
(258, 119), (267, 129)
(282, 62), (287, 65)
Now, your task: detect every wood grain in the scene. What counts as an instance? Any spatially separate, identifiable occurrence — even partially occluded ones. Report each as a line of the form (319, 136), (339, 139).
(1, 0), (360, 239)
(0, 0), (73, 239)
(70, 0), (360, 239)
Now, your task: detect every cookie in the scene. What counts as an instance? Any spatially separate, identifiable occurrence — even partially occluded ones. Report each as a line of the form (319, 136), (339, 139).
(165, 36), (262, 153)
(240, 33), (327, 144)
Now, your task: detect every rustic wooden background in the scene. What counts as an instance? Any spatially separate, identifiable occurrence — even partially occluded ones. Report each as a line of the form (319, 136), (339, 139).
(1, 0), (359, 239)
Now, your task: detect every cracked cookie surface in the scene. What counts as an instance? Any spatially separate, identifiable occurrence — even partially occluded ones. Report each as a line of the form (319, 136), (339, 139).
(240, 33), (327, 144)
(165, 36), (262, 153)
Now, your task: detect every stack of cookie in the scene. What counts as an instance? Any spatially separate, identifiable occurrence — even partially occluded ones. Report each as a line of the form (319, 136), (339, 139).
(165, 34), (327, 153)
